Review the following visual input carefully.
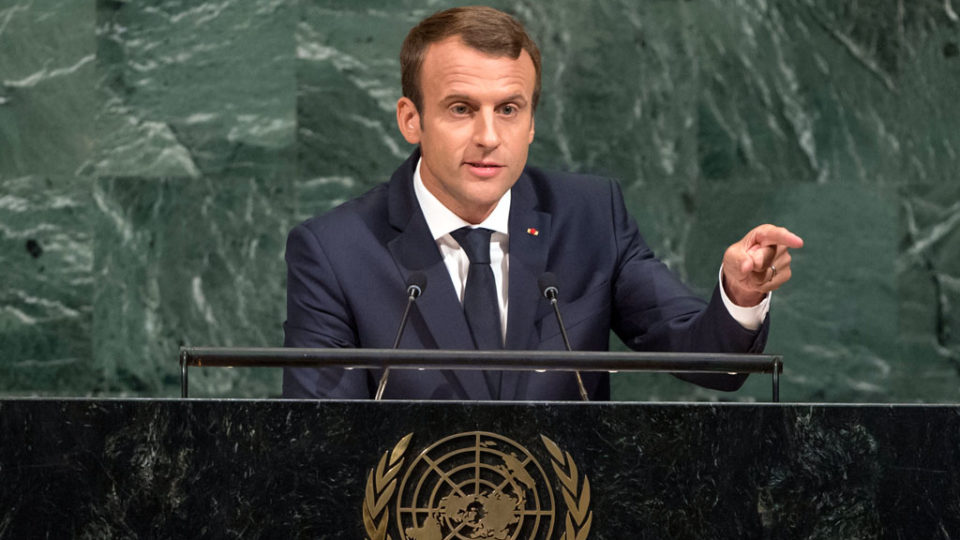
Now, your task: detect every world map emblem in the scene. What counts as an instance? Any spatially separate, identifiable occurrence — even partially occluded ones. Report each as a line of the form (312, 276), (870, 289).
(362, 431), (592, 540)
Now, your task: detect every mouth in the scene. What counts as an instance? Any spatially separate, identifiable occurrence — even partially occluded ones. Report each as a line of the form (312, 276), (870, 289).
(464, 161), (504, 177)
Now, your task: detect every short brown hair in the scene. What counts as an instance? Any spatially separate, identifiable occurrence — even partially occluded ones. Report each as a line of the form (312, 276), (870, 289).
(400, 6), (542, 115)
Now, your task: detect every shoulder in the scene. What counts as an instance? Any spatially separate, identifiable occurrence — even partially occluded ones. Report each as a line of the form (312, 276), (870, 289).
(294, 152), (418, 241)
(294, 182), (391, 240)
(519, 165), (621, 211)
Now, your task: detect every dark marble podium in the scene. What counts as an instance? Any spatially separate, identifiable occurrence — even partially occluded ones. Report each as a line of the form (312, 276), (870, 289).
(1, 399), (958, 538)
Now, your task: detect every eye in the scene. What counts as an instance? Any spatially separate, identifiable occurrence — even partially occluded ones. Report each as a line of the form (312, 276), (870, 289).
(450, 104), (470, 115)
(500, 104), (517, 116)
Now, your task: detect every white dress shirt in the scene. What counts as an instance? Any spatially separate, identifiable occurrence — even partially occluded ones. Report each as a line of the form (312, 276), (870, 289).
(413, 159), (511, 340)
(412, 158), (769, 337)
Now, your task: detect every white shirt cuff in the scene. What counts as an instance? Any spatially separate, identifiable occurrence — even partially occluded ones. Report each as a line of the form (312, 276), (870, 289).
(718, 266), (770, 331)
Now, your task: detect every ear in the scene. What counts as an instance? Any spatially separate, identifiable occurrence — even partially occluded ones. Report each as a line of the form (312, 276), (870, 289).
(396, 97), (422, 144)
(527, 114), (535, 144)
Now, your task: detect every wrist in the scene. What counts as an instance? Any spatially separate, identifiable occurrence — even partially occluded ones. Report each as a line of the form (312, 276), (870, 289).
(722, 274), (764, 307)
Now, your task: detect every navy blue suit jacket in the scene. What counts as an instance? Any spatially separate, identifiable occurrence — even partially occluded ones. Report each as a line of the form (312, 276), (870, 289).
(282, 151), (768, 400)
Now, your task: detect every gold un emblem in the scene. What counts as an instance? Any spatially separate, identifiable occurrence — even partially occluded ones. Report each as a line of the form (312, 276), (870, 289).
(362, 431), (592, 540)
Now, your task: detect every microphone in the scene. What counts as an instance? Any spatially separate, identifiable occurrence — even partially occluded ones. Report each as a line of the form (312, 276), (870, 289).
(375, 273), (427, 400)
(539, 273), (589, 401)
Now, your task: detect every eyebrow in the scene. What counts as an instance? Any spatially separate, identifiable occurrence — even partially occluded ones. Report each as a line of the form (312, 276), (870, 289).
(499, 94), (528, 106)
(441, 94), (529, 106)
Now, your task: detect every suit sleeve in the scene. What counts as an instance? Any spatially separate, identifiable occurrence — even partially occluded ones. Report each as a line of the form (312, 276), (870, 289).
(606, 180), (769, 391)
(282, 223), (374, 399)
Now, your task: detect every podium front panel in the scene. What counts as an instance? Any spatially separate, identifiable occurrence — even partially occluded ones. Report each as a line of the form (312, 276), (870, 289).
(1, 399), (957, 538)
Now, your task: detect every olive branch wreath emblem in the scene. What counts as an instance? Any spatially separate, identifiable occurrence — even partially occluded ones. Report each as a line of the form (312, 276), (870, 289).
(362, 432), (592, 540)
(541, 435), (592, 540)
(363, 433), (412, 540)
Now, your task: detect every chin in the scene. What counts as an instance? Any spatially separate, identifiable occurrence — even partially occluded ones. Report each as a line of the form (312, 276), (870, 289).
(466, 196), (502, 210)
(471, 186), (508, 202)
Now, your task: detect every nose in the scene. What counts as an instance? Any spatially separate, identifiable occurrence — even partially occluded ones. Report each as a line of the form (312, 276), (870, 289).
(472, 109), (501, 149)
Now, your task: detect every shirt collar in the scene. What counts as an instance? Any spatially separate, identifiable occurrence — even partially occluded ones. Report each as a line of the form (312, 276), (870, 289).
(413, 157), (511, 240)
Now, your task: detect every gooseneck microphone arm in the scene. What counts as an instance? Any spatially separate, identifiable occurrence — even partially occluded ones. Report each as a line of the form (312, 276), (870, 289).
(543, 286), (573, 352)
(539, 273), (590, 401)
(392, 283), (423, 349)
(375, 273), (427, 401)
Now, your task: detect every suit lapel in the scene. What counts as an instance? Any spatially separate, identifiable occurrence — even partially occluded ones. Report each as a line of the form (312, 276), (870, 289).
(385, 151), (493, 400)
(501, 173), (551, 400)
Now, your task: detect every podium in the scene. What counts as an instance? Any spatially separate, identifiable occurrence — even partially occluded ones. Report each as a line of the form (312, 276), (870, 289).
(1, 399), (959, 537)
(2, 349), (958, 537)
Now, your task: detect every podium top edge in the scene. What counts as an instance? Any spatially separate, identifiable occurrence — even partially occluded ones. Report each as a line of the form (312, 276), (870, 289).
(177, 347), (782, 373)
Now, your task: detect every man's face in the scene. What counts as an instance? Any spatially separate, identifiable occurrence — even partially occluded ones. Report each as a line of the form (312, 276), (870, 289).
(396, 37), (536, 224)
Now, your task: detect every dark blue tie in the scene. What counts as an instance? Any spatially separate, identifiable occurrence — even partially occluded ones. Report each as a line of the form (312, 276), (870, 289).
(450, 227), (503, 350)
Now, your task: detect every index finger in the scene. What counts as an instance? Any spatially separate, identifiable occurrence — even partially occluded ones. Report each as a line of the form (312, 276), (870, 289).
(754, 225), (804, 249)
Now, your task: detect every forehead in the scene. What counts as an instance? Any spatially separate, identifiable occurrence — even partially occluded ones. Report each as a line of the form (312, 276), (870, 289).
(420, 37), (536, 100)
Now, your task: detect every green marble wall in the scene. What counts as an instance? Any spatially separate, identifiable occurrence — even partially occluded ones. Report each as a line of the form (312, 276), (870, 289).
(1, 0), (958, 401)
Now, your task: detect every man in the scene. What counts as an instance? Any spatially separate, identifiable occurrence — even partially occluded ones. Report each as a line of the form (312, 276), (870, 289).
(282, 7), (802, 400)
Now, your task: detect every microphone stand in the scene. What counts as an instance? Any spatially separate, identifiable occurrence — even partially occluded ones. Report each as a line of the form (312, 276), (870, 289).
(542, 280), (589, 402)
(375, 279), (424, 400)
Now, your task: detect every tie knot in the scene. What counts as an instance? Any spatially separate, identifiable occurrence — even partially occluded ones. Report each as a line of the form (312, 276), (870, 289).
(451, 227), (493, 264)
